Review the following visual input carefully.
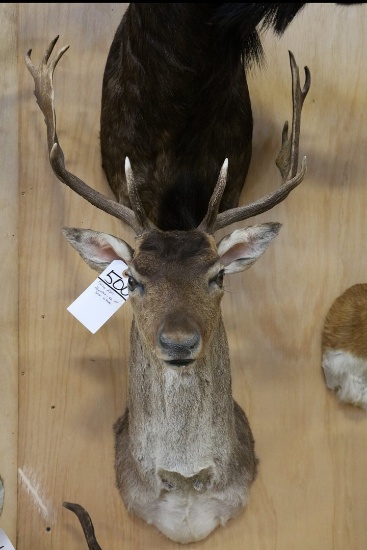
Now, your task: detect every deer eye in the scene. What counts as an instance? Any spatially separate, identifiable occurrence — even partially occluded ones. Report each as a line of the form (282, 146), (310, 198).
(127, 275), (139, 292)
(210, 270), (224, 288)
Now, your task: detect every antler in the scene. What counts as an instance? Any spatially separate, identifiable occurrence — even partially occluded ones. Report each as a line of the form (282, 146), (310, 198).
(201, 51), (310, 234)
(276, 51), (311, 181)
(25, 36), (147, 235)
(63, 502), (103, 550)
(198, 158), (228, 232)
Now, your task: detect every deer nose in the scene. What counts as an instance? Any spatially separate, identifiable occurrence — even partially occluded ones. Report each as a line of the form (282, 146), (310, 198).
(159, 331), (201, 352)
(157, 314), (201, 365)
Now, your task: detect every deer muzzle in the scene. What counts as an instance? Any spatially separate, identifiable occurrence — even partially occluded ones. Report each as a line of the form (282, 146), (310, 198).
(157, 313), (202, 367)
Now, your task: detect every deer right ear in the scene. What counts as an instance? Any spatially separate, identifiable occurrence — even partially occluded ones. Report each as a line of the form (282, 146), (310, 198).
(217, 222), (282, 274)
(62, 228), (134, 273)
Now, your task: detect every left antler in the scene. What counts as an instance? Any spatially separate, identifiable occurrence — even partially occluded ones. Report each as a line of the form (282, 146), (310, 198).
(199, 51), (310, 234)
(25, 36), (148, 235)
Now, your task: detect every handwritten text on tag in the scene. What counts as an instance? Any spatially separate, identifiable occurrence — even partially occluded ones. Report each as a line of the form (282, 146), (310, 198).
(67, 260), (129, 333)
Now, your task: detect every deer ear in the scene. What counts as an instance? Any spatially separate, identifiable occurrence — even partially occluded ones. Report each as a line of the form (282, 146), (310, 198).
(62, 228), (134, 273)
(217, 223), (282, 274)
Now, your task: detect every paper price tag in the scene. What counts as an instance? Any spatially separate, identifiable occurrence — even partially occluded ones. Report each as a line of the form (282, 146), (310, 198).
(67, 260), (129, 333)
(0, 529), (15, 550)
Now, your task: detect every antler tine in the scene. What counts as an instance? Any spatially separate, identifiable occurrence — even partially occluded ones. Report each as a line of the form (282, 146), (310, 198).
(63, 502), (103, 550)
(26, 36), (68, 152)
(26, 36), (144, 235)
(198, 158), (228, 233)
(213, 52), (310, 233)
(276, 51), (311, 181)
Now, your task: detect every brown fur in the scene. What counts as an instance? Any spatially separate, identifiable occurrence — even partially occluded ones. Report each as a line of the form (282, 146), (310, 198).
(114, 314), (258, 542)
(322, 284), (367, 358)
(59, 220), (279, 541)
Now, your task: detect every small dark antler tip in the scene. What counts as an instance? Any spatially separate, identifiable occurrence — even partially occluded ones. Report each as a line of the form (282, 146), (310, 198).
(288, 50), (296, 63)
(303, 66), (311, 92)
(62, 501), (86, 517)
(288, 50), (299, 74)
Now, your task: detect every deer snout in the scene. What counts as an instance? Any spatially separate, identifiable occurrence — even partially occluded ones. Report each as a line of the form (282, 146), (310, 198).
(157, 314), (202, 366)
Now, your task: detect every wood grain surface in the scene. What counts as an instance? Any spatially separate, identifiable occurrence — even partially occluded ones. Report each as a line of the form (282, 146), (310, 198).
(1, 3), (366, 549)
(0, 3), (19, 543)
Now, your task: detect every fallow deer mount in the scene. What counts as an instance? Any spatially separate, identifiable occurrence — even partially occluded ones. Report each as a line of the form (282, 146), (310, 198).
(26, 3), (310, 546)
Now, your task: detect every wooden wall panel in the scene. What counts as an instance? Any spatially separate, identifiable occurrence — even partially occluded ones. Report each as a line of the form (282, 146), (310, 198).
(10, 2), (367, 549)
(0, 3), (18, 544)
(18, 4), (132, 548)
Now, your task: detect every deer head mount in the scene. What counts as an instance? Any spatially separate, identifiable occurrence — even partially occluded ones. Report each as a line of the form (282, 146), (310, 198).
(25, 35), (309, 314)
(26, 22), (309, 545)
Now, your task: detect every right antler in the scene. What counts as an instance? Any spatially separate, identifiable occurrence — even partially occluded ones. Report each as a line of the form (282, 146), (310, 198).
(199, 51), (310, 234)
(25, 36), (148, 235)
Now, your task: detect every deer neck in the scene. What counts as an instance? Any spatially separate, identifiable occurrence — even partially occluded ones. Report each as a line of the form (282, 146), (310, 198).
(127, 315), (237, 477)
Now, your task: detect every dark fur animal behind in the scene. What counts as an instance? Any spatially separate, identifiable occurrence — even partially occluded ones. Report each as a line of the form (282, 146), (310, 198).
(100, 3), (361, 232)
(100, 4), (304, 231)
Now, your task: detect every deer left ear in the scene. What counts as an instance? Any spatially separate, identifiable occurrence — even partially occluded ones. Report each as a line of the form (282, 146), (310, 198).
(216, 222), (282, 274)
(62, 228), (134, 273)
